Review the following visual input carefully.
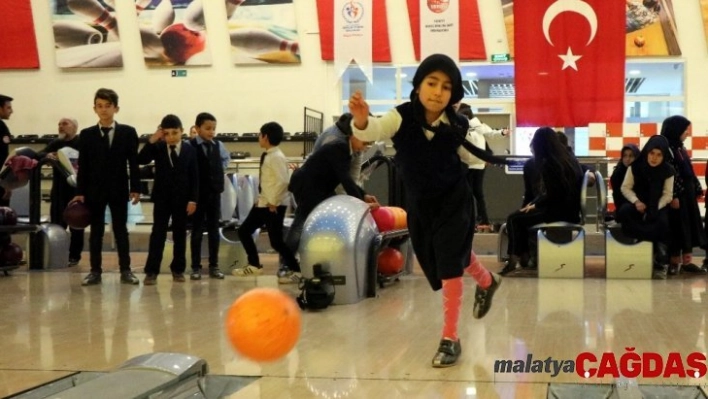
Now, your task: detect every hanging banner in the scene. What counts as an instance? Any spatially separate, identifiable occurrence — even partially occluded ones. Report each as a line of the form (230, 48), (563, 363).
(502, 0), (681, 58)
(419, 0), (458, 61)
(135, 0), (212, 66)
(317, 0), (391, 62)
(406, 0), (486, 61)
(514, 0), (625, 126)
(227, 0), (301, 65)
(50, 0), (123, 68)
(333, 0), (373, 82)
(0, 0), (40, 69)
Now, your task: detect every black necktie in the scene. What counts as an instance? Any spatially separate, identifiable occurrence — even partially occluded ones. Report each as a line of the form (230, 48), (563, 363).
(100, 126), (111, 148)
(258, 151), (267, 193)
(169, 144), (178, 168)
(204, 141), (212, 156)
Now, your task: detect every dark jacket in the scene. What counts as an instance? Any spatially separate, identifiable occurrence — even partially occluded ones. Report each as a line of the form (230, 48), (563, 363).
(76, 123), (140, 201)
(137, 140), (199, 204)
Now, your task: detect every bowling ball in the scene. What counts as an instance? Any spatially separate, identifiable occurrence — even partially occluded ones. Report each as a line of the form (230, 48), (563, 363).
(0, 207), (18, 226)
(388, 207), (408, 230)
(161, 23), (206, 64)
(225, 288), (301, 362)
(377, 247), (404, 275)
(0, 242), (23, 266)
(63, 202), (91, 229)
(370, 207), (395, 232)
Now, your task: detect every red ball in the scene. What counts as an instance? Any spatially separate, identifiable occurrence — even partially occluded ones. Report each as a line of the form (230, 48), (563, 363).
(225, 288), (301, 362)
(0, 207), (17, 226)
(377, 247), (404, 275)
(0, 242), (23, 266)
(160, 23), (206, 64)
(63, 202), (91, 229)
(370, 207), (395, 232)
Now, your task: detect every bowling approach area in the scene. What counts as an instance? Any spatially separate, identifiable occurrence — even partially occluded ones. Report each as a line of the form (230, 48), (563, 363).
(3, 242), (708, 397)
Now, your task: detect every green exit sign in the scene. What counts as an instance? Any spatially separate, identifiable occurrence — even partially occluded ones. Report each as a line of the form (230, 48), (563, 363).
(491, 53), (511, 63)
(171, 70), (187, 77)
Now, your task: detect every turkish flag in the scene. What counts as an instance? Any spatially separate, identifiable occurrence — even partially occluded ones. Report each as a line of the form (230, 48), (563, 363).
(0, 0), (39, 69)
(317, 0), (391, 62)
(514, 0), (624, 127)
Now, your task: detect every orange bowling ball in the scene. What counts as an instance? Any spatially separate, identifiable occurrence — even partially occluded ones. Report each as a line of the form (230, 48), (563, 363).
(388, 207), (408, 230)
(225, 288), (301, 362)
(377, 247), (404, 275)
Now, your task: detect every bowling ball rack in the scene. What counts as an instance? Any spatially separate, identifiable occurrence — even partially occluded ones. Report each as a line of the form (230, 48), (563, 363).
(366, 229), (411, 294)
(0, 225), (39, 275)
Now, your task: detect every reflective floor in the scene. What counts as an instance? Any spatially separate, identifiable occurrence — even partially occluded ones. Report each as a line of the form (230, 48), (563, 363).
(2, 255), (708, 398)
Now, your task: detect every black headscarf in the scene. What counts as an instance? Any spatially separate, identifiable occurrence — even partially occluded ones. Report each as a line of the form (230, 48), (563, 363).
(660, 115), (695, 180)
(615, 144), (640, 170)
(660, 115), (691, 148)
(631, 135), (675, 210)
(335, 113), (353, 136)
(409, 53), (464, 105)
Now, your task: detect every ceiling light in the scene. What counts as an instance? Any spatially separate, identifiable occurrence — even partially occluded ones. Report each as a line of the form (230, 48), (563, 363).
(465, 72), (477, 77)
(399, 73), (407, 78)
(629, 70), (641, 75)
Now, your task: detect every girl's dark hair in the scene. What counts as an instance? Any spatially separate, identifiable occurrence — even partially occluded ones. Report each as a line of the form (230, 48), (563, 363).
(531, 127), (580, 194)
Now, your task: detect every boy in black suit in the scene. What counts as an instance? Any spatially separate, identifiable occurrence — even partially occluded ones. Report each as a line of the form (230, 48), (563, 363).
(72, 88), (141, 286)
(138, 115), (198, 285)
(188, 112), (226, 280)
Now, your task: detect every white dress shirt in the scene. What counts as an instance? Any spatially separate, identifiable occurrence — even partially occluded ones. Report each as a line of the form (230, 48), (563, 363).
(257, 146), (290, 207)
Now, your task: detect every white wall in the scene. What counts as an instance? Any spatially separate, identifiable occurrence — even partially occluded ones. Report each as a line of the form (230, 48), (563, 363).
(0, 0), (707, 135)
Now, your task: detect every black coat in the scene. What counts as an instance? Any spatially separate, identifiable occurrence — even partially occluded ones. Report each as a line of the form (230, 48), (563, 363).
(137, 140), (199, 204)
(76, 123), (140, 201)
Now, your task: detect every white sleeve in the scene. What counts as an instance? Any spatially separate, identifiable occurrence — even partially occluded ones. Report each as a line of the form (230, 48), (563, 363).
(658, 176), (674, 209)
(620, 167), (639, 205)
(351, 109), (402, 141)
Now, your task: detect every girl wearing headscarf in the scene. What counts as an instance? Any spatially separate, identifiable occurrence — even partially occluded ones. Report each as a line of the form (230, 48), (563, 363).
(348, 54), (505, 368)
(502, 127), (584, 273)
(660, 115), (707, 275)
(610, 144), (640, 212)
(617, 135), (674, 260)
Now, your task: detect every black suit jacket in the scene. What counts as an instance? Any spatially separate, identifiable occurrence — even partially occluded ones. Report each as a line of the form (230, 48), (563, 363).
(137, 140), (199, 204)
(76, 123), (140, 201)
(288, 139), (364, 210)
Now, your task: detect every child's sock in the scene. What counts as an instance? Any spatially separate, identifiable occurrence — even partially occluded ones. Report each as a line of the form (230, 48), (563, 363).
(442, 277), (463, 340)
(465, 251), (492, 289)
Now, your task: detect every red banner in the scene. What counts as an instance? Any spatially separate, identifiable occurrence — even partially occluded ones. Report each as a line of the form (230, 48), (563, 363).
(406, 0), (486, 61)
(0, 0), (40, 69)
(514, 0), (624, 127)
(317, 0), (391, 62)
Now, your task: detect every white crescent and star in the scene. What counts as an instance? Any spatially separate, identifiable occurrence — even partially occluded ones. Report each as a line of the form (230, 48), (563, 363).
(542, 0), (598, 71)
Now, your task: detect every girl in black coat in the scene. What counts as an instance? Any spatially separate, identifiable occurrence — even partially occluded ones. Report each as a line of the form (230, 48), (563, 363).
(660, 115), (707, 275)
(610, 144), (640, 213)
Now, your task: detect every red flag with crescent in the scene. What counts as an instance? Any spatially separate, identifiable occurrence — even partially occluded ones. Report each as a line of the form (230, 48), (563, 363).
(514, 0), (624, 127)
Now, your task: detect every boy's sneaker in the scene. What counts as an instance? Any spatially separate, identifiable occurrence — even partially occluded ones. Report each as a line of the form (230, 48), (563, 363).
(473, 272), (501, 319)
(120, 271), (140, 285)
(144, 274), (157, 285)
(278, 271), (302, 284)
(232, 265), (263, 277)
(82, 272), (102, 286)
(432, 338), (462, 368)
(209, 267), (225, 279)
(68, 258), (80, 267)
(190, 270), (202, 280)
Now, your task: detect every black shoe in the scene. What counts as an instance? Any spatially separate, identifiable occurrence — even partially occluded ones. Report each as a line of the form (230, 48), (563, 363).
(144, 274), (158, 286)
(682, 263), (707, 274)
(499, 261), (516, 276)
(209, 268), (225, 279)
(68, 258), (80, 267)
(120, 271), (139, 285)
(82, 272), (102, 286)
(473, 273), (501, 319)
(190, 270), (202, 280)
(432, 338), (462, 368)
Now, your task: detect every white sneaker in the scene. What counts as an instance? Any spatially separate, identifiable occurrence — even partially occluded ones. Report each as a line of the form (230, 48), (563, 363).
(232, 265), (263, 277)
(278, 271), (302, 284)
